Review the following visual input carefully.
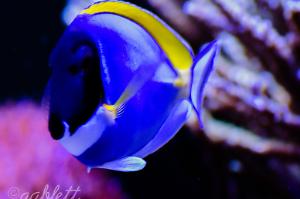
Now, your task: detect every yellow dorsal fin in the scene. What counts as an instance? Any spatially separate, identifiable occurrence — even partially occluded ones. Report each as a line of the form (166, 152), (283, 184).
(80, 1), (193, 70)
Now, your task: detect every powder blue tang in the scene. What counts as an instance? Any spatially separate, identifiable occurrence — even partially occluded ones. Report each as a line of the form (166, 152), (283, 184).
(47, 1), (218, 172)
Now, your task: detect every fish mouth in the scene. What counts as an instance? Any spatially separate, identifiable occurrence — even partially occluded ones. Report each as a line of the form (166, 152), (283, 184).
(48, 111), (66, 140)
(48, 44), (104, 140)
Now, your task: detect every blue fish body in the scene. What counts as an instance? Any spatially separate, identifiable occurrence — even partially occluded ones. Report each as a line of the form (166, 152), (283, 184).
(48, 1), (218, 172)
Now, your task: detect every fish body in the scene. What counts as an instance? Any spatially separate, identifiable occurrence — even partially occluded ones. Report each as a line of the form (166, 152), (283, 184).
(48, 1), (218, 172)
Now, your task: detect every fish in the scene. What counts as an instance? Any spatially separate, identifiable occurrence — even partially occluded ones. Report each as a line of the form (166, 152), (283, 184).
(47, 0), (218, 172)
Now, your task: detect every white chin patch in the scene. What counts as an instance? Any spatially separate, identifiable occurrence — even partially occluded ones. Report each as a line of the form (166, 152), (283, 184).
(59, 106), (114, 156)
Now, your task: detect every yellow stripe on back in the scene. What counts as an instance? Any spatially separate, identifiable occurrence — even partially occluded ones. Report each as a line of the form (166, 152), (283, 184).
(80, 1), (193, 70)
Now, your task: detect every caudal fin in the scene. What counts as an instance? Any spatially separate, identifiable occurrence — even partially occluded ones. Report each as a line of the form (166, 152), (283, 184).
(190, 40), (218, 127)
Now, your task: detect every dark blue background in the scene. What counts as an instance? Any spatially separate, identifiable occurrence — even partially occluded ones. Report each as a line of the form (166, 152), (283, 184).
(1, 0), (65, 102)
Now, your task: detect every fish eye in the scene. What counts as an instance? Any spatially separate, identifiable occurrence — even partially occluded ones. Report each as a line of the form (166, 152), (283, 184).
(68, 44), (96, 76)
(68, 55), (94, 76)
(81, 55), (94, 73)
(68, 64), (80, 75)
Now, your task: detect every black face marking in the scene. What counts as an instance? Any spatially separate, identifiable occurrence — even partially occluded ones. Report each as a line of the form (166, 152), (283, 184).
(67, 50), (104, 134)
(48, 43), (104, 140)
(48, 112), (65, 140)
(68, 64), (81, 75)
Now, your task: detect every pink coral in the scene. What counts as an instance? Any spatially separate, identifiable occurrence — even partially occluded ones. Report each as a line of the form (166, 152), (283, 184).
(0, 101), (126, 199)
